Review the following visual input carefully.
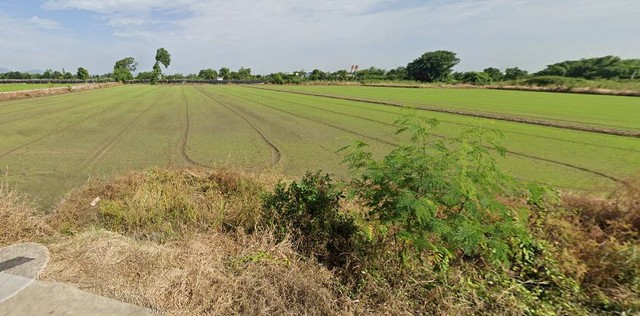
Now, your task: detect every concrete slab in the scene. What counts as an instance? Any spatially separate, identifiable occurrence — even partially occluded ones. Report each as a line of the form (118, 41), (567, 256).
(0, 276), (153, 316)
(0, 242), (152, 315)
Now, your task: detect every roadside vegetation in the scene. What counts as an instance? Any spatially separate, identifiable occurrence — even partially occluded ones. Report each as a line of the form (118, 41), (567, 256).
(1, 114), (638, 315)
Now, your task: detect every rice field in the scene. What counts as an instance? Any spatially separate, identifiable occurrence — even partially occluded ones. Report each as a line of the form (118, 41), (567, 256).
(0, 84), (638, 207)
(0, 83), (69, 93)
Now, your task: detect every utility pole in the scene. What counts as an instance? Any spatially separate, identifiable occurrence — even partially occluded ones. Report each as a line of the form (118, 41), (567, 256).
(632, 69), (638, 80)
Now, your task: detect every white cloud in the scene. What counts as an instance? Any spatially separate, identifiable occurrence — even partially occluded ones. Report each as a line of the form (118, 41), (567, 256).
(28, 16), (61, 29)
(42, 0), (196, 13)
(18, 0), (640, 74)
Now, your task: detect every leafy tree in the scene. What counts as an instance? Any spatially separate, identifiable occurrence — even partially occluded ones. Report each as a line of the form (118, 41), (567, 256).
(308, 69), (327, 81)
(76, 67), (90, 80)
(151, 48), (171, 84)
(386, 67), (408, 81)
(42, 69), (53, 79)
(535, 55), (640, 79)
(355, 67), (387, 81)
(219, 67), (230, 80)
(198, 68), (218, 80)
(136, 71), (155, 81)
(63, 72), (74, 80)
(504, 67), (529, 81)
(457, 71), (492, 85)
(483, 67), (504, 82)
(236, 67), (253, 80)
(406, 50), (460, 82)
(333, 70), (350, 81)
(113, 57), (138, 83)
(270, 73), (285, 84)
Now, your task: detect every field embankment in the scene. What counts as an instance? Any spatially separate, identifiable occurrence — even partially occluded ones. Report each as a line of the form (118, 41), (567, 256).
(0, 83), (119, 102)
(295, 80), (640, 96)
(488, 84), (640, 97)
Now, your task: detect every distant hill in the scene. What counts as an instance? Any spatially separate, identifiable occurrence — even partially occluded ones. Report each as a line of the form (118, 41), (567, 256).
(0, 68), (44, 74)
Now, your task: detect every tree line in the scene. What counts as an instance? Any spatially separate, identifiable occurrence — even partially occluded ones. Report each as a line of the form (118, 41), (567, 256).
(0, 67), (97, 81)
(2, 49), (638, 85)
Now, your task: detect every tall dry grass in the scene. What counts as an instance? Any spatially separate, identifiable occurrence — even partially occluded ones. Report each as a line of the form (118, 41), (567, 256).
(0, 183), (54, 246)
(49, 168), (275, 242)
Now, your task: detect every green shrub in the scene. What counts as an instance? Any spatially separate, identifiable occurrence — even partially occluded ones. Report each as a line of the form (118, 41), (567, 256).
(523, 76), (588, 87)
(261, 172), (359, 269)
(342, 113), (531, 269)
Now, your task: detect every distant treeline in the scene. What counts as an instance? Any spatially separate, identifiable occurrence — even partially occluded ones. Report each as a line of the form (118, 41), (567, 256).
(2, 54), (638, 87)
(262, 54), (640, 85)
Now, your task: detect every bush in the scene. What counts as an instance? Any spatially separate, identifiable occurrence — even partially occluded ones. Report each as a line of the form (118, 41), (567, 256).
(523, 76), (588, 87)
(261, 172), (359, 269)
(342, 113), (531, 269)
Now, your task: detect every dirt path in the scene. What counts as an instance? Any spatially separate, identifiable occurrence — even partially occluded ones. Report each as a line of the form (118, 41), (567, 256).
(250, 86), (640, 138)
(234, 87), (622, 184)
(194, 87), (282, 170)
(0, 83), (119, 102)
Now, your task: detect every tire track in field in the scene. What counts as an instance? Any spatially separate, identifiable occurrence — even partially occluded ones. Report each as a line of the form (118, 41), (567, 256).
(240, 88), (640, 154)
(81, 88), (172, 169)
(0, 88), (159, 160)
(229, 87), (621, 184)
(194, 86), (281, 170)
(178, 86), (209, 168)
(214, 88), (396, 147)
(0, 88), (152, 125)
(248, 86), (640, 138)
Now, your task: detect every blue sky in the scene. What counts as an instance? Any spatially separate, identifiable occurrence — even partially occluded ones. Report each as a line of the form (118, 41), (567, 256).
(1, 0), (639, 75)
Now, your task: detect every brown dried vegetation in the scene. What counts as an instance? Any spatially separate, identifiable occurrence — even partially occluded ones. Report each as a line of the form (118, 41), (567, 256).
(1, 169), (639, 314)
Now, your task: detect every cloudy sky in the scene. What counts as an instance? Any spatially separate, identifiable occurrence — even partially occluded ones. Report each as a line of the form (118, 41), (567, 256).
(1, 0), (639, 75)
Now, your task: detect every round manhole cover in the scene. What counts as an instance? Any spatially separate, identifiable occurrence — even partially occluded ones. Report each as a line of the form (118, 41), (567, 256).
(0, 243), (49, 303)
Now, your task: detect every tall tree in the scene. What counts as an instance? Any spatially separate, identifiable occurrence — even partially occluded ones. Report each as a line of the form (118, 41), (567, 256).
(236, 67), (253, 80)
(308, 69), (327, 81)
(113, 57), (137, 83)
(151, 48), (171, 84)
(386, 67), (408, 81)
(198, 68), (218, 80)
(219, 67), (230, 80)
(483, 67), (504, 82)
(77, 67), (90, 80)
(504, 67), (528, 80)
(406, 50), (460, 82)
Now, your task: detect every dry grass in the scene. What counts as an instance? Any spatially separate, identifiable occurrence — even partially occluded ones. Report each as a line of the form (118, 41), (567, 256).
(3, 169), (357, 315)
(0, 83), (119, 102)
(43, 230), (354, 315)
(0, 183), (55, 247)
(537, 178), (640, 311)
(3, 168), (640, 314)
(49, 168), (276, 242)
